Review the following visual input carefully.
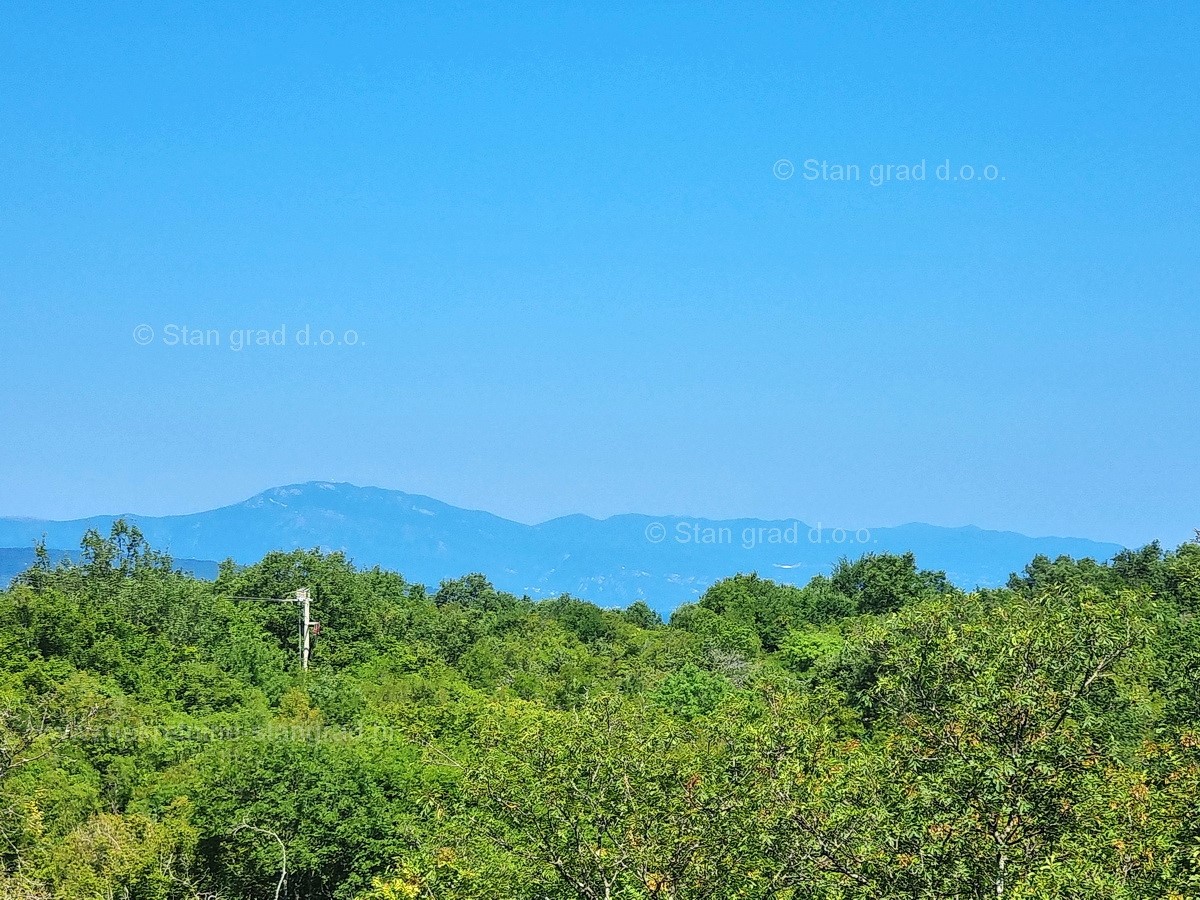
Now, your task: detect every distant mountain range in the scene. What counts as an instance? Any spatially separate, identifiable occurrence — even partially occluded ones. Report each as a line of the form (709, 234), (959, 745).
(0, 482), (1125, 614)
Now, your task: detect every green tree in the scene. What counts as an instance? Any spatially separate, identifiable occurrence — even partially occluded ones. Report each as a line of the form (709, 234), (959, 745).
(830, 551), (950, 615)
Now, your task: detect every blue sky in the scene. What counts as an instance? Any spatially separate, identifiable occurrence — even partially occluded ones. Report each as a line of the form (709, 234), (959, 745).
(1, 2), (1197, 546)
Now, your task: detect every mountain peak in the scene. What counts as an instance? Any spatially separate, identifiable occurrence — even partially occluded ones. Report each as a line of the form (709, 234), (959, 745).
(0, 485), (1126, 613)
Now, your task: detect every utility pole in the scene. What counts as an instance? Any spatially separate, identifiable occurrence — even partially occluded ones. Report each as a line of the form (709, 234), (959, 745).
(226, 589), (316, 672)
(297, 587), (312, 671)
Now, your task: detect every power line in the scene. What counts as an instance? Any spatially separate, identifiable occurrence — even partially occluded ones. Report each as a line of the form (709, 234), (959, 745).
(223, 595), (302, 603)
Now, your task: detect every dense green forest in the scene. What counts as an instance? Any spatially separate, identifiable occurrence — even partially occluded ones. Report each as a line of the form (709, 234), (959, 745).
(1, 522), (1199, 899)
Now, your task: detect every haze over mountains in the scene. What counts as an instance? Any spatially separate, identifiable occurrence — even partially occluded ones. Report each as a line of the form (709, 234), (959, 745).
(0, 482), (1125, 613)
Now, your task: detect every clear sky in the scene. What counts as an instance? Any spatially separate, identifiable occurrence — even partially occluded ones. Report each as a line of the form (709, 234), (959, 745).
(1, 2), (1197, 547)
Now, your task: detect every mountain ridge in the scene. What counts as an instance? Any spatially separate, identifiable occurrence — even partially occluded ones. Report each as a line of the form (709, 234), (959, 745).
(0, 482), (1126, 613)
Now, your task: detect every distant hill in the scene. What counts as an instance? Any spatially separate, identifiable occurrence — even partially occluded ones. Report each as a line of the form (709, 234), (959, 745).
(0, 483), (1125, 613)
(0, 547), (220, 586)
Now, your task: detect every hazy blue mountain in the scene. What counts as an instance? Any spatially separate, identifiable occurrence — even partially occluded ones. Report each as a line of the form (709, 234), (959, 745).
(0, 482), (1125, 613)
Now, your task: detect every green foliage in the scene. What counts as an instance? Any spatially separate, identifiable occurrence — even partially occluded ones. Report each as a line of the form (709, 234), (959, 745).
(620, 600), (662, 630)
(464, 695), (768, 898)
(0, 523), (1197, 898)
(669, 603), (761, 662)
(652, 663), (730, 719)
(830, 550), (952, 614)
(777, 625), (843, 674)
